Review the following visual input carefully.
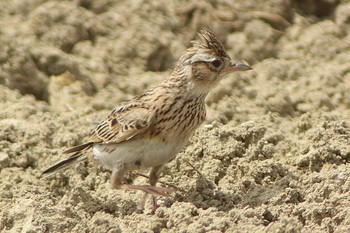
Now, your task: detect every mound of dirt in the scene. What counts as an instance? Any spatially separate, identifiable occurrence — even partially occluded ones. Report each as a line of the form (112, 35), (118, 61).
(1, 0), (350, 232)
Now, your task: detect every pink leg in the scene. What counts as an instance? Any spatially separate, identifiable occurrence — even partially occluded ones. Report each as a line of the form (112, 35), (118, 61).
(111, 165), (174, 212)
(138, 165), (176, 213)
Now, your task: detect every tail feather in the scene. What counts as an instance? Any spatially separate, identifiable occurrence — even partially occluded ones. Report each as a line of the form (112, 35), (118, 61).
(63, 142), (94, 154)
(41, 142), (94, 178)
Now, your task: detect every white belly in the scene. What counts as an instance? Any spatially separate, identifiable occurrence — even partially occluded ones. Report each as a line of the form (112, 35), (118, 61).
(92, 139), (185, 170)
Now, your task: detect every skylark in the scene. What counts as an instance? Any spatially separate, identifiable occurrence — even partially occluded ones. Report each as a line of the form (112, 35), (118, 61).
(42, 28), (252, 212)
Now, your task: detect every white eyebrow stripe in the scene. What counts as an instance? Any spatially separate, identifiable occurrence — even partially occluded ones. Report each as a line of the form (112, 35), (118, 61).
(185, 54), (217, 65)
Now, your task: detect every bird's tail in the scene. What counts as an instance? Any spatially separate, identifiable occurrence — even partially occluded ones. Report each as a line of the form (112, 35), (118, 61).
(41, 142), (94, 178)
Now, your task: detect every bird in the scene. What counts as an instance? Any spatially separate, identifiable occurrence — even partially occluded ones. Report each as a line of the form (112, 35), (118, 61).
(42, 28), (252, 212)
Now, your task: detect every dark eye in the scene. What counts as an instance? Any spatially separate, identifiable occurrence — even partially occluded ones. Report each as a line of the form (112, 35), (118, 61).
(211, 59), (222, 68)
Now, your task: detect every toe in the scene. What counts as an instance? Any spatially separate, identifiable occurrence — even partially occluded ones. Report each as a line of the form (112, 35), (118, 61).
(144, 186), (175, 197)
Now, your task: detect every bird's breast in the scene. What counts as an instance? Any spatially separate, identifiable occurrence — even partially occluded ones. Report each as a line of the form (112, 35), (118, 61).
(150, 95), (207, 140)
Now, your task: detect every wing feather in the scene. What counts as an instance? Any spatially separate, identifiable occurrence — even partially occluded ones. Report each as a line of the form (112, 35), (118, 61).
(89, 103), (153, 144)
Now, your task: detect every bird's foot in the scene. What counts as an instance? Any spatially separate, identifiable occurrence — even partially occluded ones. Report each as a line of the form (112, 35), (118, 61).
(119, 184), (175, 213)
(119, 184), (175, 197)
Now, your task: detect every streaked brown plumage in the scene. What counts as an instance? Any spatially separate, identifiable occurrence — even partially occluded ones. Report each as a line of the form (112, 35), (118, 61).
(42, 28), (252, 212)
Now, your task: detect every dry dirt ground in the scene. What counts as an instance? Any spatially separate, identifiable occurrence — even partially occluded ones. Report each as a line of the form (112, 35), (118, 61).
(1, 0), (350, 232)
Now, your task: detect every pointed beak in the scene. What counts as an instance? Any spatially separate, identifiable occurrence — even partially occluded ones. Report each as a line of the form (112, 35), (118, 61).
(223, 62), (252, 73)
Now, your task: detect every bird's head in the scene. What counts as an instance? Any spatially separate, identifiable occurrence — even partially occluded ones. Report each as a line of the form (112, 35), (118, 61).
(176, 28), (252, 91)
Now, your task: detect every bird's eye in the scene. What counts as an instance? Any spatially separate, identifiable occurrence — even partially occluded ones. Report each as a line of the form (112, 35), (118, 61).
(211, 59), (222, 68)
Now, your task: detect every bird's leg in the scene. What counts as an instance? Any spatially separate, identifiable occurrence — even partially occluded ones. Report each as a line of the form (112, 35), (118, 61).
(149, 165), (162, 213)
(139, 165), (177, 212)
(111, 165), (174, 212)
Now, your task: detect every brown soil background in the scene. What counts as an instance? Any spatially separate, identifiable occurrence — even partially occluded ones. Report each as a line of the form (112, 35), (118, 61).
(1, 0), (350, 232)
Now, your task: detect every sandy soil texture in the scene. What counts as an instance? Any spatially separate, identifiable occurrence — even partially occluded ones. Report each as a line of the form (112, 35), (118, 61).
(1, 0), (350, 232)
